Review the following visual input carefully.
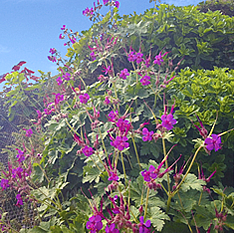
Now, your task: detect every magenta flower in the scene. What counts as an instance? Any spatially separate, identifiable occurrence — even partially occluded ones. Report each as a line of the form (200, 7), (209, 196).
(135, 52), (144, 64)
(48, 56), (56, 63)
(140, 75), (151, 86)
(153, 54), (164, 65)
(114, 1), (120, 8)
(161, 113), (177, 130)
(138, 216), (151, 233)
(108, 110), (119, 122)
(54, 93), (64, 105)
(70, 37), (76, 44)
(102, 65), (111, 75)
(56, 76), (63, 86)
(62, 73), (71, 81)
(141, 165), (157, 182)
(105, 223), (119, 233)
(61, 25), (66, 30)
(36, 110), (42, 119)
(86, 215), (103, 233)
(90, 51), (96, 61)
(142, 128), (154, 142)
(59, 34), (64, 39)
(108, 171), (119, 181)
(49, 48), (56, 55)
(116, 118), (131, 135)
(153, 51), (169, 65)
(119, 68), (130, 80)
(205, 134), (222, 152)
(23, 128), (33, 137)
(1, 179), (9, 191)
(12, 167), (24, 179)
(128, 51), (136, 62)
(103, 0), (109, 5)
(16, 194), (23, 206)
(104, 96), (110, 105)
(79, 93), (90, 104)
(16, 148), (25, 163)
(82, 146), (94, 157)
(110, 136), (129, 151)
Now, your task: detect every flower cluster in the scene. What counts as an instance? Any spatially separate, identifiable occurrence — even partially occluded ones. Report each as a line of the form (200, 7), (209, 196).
(0, 145), (36, 207)
(108, 110), (132, 151)
(160, 103), (177, 131)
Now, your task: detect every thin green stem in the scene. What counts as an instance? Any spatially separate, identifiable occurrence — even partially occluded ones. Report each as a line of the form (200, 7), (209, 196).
(90, 155), (103, 173)
(144, 187), (150, 219)
(174, 145), (203, 195)
(37, 162), (50, 184)
(121, 152), (127, 180)
(98, 126), (108, 159)
(131, 135), (141, 170)
(166, 194), (172, 213)
(65, 118), (80, 136)
(198, 192), (203, 206)
(162, 138), (170, 194)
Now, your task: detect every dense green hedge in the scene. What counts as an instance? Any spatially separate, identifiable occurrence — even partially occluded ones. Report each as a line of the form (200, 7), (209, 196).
(167, 67), (234, 186)
(197, 0), (234, 17)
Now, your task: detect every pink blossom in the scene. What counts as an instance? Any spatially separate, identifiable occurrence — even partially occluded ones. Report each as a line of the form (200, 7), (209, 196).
(161, 113), (177, 131)
(82, 146), (94, 157)
(79, 93), (90, 104)
(205, 134), (222, 152)
(119, 69), (129, 80)
(140, 75), (151, 86)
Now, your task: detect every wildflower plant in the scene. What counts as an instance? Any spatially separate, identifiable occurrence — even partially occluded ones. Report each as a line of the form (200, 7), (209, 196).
(1, 0), (234, 232)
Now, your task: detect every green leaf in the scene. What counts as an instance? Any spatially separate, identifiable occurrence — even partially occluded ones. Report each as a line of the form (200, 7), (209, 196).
(149, 206), (170, 231)
(180, 173), (206, 192)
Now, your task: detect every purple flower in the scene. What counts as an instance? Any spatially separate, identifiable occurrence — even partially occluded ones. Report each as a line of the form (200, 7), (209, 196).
(61, 25), (66, 30)
(104, 96), (110, 105)
(114, 1), (120, 8)
(161, 113), (177, 130)
(16, 194), (23, 206)
(70, 37), (76, 44)
(103, 0), (109, 5)
(110, 136), (129, 151)
(82, 146), (94, 157)
(79, 93), (90, 104)
(49, 48), (56, 55)
(116, 118), (131, 135)
(1, 179), (9, 191)
(128, 51), (136, 62)
(86, 215), (103, 233)
(48, 56), (56, 63)
(56, 76), (63, 86)
(105, 223), (119, 233)
(153, 51), (169, 66)
(140, 75), (151, 86)
(23, 128), (33, 137)
(90, 51), (96, 61)
(108, 171), (119, 181)
(108, 110), (119, 122)
(12, 167), (24, 179)
(63, 73), (71, 81)
(142, 128), (154, 142)
(54, 93), (64, 105)
(59, 34), (64, 39)
(153, 54), (164, 65)
(141, 165), (157, 182)
(139, 216), (151, 233)
(103, 65), (111, 75)
(135, 52), (144, 64)
(119, 68), (129, 80)
(16, 148), (25, 163)
(205, 134), (222, 152)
